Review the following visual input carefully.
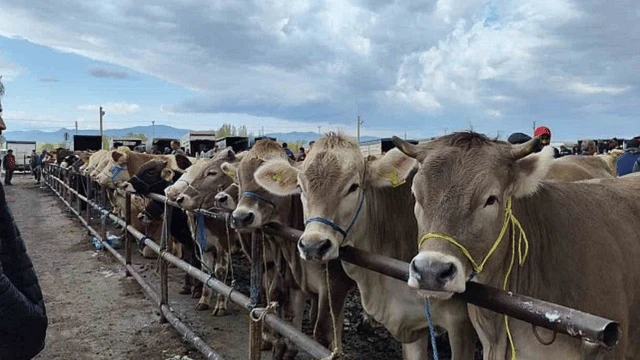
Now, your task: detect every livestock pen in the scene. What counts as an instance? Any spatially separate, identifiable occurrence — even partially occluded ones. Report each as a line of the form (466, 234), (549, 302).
(42, 164), (620, 360)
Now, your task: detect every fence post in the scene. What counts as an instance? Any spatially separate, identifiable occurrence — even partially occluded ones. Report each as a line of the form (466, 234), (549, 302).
(248, 231), (263, 360)
(101, 186), (108, 240)
(85, 177), (92, 223)
(124, 191), (132, 277)
(159, 201), (172, 323)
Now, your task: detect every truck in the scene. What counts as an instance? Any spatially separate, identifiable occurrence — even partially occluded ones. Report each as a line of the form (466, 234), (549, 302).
(181, 131), (217, 156)
(215, 136), (249, 154)
(4, 140), (37, 172)
(72, 135), (103, 151)
(359, 138), (419, 157)
(109, 138), (143, 151)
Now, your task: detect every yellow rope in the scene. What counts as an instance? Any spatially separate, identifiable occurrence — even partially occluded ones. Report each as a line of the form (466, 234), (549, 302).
(417, 197), (528, 360)
(320, 263), (342, 360)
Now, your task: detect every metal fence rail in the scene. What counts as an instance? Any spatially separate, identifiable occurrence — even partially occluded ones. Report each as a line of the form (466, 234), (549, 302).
(44, 164), (620, 359)
(44, 165), (333, 360)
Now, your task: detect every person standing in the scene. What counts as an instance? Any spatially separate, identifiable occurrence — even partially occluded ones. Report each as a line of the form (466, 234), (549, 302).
(282, 143), (295, 161)
(3, 150), (16, 186)
(30, 150), (42, 184)
(533, 126), (560, 158)
(170, 140), (184, 155)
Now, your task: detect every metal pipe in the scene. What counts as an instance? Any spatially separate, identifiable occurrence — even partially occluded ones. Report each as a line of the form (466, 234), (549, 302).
(46, 175), (333, 359)
(45, 181), (226, 359)
(124, 191), (132, 276)
(264, 223), (620, 349)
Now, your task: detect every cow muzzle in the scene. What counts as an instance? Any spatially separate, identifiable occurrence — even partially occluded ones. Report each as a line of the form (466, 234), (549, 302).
(298, 232), (338, 262)
(408, 251), (465, 297)
(230, 208), (256, 229)
(215, 192), (236, 211)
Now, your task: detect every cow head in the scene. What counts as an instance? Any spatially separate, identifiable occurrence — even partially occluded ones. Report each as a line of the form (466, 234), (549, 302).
(227, 139), (297, 230)
(391, 132), (553, 298)
(214, 183), (240, 212)
(165, 148), (236, 211)
(255, 132), (417, 261)
(123, 159), (172, 194)
(96, 150), (130, 188)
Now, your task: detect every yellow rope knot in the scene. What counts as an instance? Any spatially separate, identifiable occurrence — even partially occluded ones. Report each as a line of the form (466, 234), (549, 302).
(417, 197), (529, 360)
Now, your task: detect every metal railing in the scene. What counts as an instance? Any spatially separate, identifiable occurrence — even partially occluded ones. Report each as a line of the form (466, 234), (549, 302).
(43, 164), (620, 360)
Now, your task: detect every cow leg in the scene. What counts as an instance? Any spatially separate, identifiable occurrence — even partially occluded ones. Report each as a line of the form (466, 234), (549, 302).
(401, 335), (431, 360)
(442, 303), (477, 360)
(179, 242), (195, 295)
(313, 288), (348, 352)
(195, 250), (215, 311)
(212, 241), (230, 317)
(468, 305), (509, 360)
(280, 289), (305, 360)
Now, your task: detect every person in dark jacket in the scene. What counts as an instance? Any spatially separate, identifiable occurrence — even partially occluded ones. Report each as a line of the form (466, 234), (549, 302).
(0, 181), (48, 359)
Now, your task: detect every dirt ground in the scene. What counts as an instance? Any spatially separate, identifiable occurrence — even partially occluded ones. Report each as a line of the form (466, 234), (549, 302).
(5, 173), (469, 360)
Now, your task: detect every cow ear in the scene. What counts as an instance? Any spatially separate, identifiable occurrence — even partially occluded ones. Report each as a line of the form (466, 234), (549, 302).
(161, 168), (175, 182)
(112, 151), (123, 162)
(254, 159), (300, 196)
(367, 148), (417, 188)
(221, 161), (239, 181)
(175, 154), (192, 170)
(511, 145), (555, 198)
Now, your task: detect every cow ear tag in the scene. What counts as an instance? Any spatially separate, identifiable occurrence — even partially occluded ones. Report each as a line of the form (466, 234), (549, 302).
(271, 172), (283, 183)
(386, 169), (405, 187)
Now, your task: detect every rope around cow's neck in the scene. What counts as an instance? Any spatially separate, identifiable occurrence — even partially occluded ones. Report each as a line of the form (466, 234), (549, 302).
(320, 262), (341, 360)
(418, 197), (529, 360)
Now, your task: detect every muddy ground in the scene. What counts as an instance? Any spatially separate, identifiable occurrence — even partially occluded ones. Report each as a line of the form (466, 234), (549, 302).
(6, 174), (474, 360)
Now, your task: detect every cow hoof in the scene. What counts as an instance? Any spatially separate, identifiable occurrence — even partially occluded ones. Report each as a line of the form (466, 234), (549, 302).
(212, 308), (228, 317)
(192, 290), (202, 299)
(179, 287), (191, 295)
(195, 303), (210, 311)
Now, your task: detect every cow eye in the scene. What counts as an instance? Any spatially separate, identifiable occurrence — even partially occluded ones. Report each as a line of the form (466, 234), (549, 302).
(484, 195), (498, 207)
(347, 183), (359, 194)
(207, 171), (217, 177)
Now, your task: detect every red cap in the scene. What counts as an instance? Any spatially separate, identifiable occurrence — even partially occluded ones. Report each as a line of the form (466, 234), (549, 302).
(534, 126), (551, 137)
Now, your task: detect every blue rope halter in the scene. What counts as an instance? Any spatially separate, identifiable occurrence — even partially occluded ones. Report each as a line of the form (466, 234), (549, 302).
(110, 165), (126, 182)
(196, 212), (208, 252)
(241, 191), (276, 208)
(303, 190), (365, 239)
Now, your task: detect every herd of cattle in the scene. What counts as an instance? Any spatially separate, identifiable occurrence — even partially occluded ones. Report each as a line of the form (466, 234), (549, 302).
(45, 132), (639, 360)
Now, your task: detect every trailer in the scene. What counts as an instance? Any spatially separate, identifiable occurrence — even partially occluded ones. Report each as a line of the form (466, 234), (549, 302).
(147, 138), (176, 154)
(359, 138), (419, 156)
(109, 138), (143, 151)
(181, 131), (217, 157)
(215, 136), (249, 154)
(73, 135), (103, 151)
(4, 140), (37, 171)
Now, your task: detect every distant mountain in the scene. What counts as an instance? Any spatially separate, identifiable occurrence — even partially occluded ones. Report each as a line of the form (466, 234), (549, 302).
(2, 126), (379, 145)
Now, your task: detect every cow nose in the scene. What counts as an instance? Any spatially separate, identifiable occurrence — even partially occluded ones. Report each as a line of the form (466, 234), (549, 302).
(216, 194), (228, 203)
(175, 195), (185, 204)
(408, 258), (457, 291)
(298, 236), (333, 261)
(231, 211), (254, 228)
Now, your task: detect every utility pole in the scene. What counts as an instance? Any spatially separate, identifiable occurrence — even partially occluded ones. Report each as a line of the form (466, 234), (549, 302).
(99, 106), (105, 149)
(75, 121), (78, 135)
(317, 126), (322, 136)
(404, 132), (407, 140)
(533, 121), (536, 133)
(261, 126), (264, 137)
(152, 120), (155, 140)
(356, 115), (364, 144)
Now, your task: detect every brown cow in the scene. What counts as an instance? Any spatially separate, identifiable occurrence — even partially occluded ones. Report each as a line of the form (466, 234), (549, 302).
(222, 139), (355, 357)
(546, 155), (615, 182)
(254, 133), (476, 360)
(393, 133), (640, 359)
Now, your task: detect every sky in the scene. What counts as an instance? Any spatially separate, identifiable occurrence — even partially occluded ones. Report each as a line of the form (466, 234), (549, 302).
(0, 0), (638, 141)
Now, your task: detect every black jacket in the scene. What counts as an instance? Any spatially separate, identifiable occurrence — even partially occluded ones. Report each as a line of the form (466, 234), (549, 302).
(0, 183), (47, 359)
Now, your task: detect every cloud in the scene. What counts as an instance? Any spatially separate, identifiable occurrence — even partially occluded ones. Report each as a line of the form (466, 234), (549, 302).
(38, 76), (59, 83)
(0, 0), (638, 138)
(0, 56), (24, 81)
(77, 102), (141, 114)
(87, 66), (133, 79)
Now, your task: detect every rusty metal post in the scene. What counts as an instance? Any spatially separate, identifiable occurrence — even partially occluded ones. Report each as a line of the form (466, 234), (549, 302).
(248, 231), (263, 360)
(159, 201), (172, 323)
(124, 191), (132, 277)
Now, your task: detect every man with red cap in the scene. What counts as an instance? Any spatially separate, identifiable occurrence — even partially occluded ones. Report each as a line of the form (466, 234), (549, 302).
(533, 125), (559, 158)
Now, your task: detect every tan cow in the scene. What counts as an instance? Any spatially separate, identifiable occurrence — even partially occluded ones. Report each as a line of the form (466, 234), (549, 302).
(96, 151), (192, 189)
(547, 155), (615, 182)
(222, 139), (355, 357)
(393, 133), (640, 360)
(255, 133), (476, 360)
(164, 149), (244, 317)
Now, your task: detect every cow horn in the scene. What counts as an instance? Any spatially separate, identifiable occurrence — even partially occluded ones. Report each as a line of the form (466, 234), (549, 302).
(509, 137), (541, 161)
(391, 136), (420, 159)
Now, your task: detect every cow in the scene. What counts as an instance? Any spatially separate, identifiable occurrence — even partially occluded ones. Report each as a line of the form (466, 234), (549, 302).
(392, 132), (640, 359)
(253, 133), (476, 360)
(546, 155), (616, 182)
(221, 139), (356, 358)
(164, 149), (245, 317)
(123, 158), (203, 298)
(214, 183), (240, 212)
